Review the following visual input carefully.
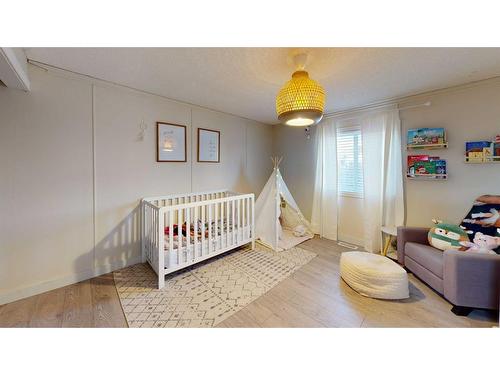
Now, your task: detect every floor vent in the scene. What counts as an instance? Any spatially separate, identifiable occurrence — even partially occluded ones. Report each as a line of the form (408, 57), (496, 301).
(337, 241), (359, 250)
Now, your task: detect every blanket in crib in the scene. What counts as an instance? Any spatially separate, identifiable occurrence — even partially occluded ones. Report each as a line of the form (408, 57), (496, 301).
(164, 219), (233, 238)
(164, 219), (237, 250)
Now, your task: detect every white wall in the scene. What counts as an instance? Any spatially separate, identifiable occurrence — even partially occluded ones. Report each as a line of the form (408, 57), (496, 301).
(0, 66), (94, 304)
(273, 78), (500, 243)
(0, 66), (273, 304)
(273, 125), (318, 220)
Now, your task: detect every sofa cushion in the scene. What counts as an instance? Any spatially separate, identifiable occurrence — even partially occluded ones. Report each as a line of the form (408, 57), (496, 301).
(405, 242), (444, 279)
(405, 256), (444, 294)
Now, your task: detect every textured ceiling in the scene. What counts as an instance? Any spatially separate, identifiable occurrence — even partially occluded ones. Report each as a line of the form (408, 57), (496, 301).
(26, 48), (500, 124)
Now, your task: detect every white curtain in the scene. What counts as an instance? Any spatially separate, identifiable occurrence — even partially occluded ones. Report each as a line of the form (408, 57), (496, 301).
(311, 107), (404, 251)
(311, 117), (338, 240)
(360, 107), (405, 252)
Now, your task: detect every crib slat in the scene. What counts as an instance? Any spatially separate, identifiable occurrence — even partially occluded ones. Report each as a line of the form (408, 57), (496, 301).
(226, 201), (230, 247)
(146, 207), (153, 262)
(156, 208), (160, 269)
(244, 197), (248, 240)
(246, 197), (250, 240)
(214, 201), (219, 251)
(186, 206), (191, 262)
(201, 203), (206, 255)
(164, 210), (167, 255)
(208, 204), (212, 254)
(152, 208), (156, 268)
(194, 203), (199, 257)
(169, 210), (173, 268)
(236, 199), (241, 242)
(178, 207), (183, 265)
(222, 201), (225, 247)
(231, 199), (236, 245)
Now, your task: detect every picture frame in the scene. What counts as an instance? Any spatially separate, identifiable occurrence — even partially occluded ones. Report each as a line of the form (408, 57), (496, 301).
(197, 128), (220, 163)
(156, 122), (187, 162)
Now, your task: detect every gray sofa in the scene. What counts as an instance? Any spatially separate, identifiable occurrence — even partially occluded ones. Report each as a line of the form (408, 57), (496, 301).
(397, 226), (500, 315)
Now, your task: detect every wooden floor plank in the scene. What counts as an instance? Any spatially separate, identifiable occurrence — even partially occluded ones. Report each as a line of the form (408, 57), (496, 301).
(219, 309), (262, 328)
(62, 280), (93, 328)
(91, 274), (128, 328)
(0, 295), (39, 327)
(29, 287), (66, 327)
(269, 277), (364, 327)
(252, 293), (326, 328)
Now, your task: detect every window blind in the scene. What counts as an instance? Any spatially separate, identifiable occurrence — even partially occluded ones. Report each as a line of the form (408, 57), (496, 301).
(336, 126), (364, 197)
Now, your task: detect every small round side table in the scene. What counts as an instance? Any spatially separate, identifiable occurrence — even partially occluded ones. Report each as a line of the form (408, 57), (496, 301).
(381, 226), (397, 257)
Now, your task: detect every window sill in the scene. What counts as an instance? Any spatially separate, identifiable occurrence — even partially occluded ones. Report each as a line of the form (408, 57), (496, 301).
(339, 192), (364, 199)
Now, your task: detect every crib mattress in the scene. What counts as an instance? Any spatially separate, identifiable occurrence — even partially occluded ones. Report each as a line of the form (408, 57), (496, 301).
(164, 225), (250, 268)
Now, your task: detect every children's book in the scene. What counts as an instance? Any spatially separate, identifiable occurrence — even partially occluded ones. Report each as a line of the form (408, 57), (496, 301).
(414, 161), (436, 175)
(465, 141), (491, 155)
(435, 159), (447, 175)
(407, 155), (428, 174)
(407, 155), (446, 175)
(407, 128), (446, 147)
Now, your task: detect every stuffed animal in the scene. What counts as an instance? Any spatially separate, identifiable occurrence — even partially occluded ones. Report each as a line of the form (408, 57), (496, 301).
(462, 208), (500, 227)
(459, 230), (500, 255)
(427, 219), (471, 251)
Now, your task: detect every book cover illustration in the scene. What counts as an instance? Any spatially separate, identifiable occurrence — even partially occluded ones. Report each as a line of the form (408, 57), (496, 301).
(407, 154), (447, 177)
(407, 128), (446, 147)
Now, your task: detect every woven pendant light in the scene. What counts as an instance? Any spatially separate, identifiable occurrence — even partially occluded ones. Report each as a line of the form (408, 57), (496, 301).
(276, 53), (325, 126)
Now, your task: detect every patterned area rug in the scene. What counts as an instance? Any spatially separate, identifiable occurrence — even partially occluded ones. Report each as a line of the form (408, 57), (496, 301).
(113, 244), (316, 328)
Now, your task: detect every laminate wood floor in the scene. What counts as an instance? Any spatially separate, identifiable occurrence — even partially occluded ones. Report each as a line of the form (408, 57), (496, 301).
(1, 237), (497, 328)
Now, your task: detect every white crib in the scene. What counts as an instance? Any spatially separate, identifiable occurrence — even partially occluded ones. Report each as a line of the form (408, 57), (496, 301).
(142, 190), (255, 288)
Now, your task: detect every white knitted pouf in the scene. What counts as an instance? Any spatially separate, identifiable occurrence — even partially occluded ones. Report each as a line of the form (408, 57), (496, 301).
(340, 251), (409, 299)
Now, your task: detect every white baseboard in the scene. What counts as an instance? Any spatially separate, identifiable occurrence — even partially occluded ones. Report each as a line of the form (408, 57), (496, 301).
(337, 234), (365, 248)
(0, 256), (142, 306)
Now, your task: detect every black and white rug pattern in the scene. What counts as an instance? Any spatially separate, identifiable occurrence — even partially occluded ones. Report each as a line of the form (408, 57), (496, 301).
(113, 244), (316, 328)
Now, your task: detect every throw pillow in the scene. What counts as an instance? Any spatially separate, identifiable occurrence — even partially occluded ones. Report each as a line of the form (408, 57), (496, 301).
(427, 220), (470, 251)
(460, 195), (500, 254)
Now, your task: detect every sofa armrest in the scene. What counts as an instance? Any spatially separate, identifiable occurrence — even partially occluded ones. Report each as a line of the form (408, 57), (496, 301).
(443, 250), (500, 310)
(397, 226), (429, 265)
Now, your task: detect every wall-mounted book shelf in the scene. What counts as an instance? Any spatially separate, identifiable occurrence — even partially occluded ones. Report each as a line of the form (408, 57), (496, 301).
(407, 173), (448, 180)
(407, 127), (447, 151)
(406, 128), (448, 181)
(464, 139), (500, 163)
(407, 143), (448, 151)
(464, 156), (500, 164)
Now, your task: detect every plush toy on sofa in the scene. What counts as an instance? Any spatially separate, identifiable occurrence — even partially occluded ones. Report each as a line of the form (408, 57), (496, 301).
(459, 229), (500, 255)
(427, 219), (471, 251)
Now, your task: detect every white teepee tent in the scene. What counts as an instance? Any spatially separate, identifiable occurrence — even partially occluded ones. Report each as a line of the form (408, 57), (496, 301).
(255, 157), (313, 251)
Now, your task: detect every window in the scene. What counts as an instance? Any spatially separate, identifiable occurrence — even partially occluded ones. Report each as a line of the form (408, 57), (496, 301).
(337, 126), (364, 197)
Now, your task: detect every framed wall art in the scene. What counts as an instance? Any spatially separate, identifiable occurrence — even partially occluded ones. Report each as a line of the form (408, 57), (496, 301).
(197, 128), (220, 163)
(156, 122), (187, 162)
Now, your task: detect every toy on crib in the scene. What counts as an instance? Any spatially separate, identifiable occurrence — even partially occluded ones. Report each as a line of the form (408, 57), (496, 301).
(427, 219), (471, 251)
(459, 229), (500, 255)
